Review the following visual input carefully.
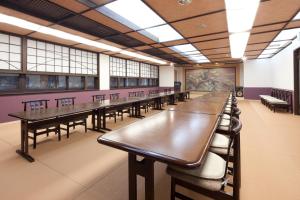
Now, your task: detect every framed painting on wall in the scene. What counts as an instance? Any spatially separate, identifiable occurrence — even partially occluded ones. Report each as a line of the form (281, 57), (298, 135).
(185, 67), (236, 91)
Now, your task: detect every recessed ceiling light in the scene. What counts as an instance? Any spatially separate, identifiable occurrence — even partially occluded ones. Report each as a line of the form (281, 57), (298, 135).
(178, 0), (192, 5)
(0, 13), (167, 65)
(293, 11), (300, 21)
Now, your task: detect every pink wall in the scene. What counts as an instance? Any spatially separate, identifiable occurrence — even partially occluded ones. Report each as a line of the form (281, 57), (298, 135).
(0, 87), (173, 123)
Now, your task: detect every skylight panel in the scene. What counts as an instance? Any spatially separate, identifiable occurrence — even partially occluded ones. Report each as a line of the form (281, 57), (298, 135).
(171, 44), (197, 53)
(99, 0), (165, 29)
(142, 25), (183, 42)
(274, 28), (300, 41)
(262, 48), (279, 55)
(258, 54), (272, 59)
(293, 11), (300, 21)
(268, 41), (289, 49)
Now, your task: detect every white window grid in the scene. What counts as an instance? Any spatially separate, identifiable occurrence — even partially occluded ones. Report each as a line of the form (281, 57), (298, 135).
(126, 60), (140, 77)
(27, 39), (69, 73)
(0, 33), (21, 71)
(150, 65), (158, 78)
(70, 48), (97, 75)
(140, 63), (151, 78)
(109, 57), (126, 77)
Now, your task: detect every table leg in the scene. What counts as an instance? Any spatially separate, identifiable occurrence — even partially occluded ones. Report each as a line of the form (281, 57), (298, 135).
(153, 97), (164, 110)
(16, 120), (35, 162)
(88, 109), (105, 133)
(128, 153), (155, 200)
(168, 95), (177, 105)
(134, 102), (145, 118)
(102, 108), (112, 131)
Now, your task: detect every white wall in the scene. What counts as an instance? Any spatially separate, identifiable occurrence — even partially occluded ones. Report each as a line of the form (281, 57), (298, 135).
(159, 65), (174, 87)
(243, 38), (300, 90)
(99, 54), (110, 90)
(270, 39), (300, 90)
(243, 59), (273, 87)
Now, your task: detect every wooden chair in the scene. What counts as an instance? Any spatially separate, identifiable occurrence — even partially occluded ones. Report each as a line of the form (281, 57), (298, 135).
(167, 117), (242, 200)
(109, 93), (130, 121)
(22, 99), (60, 149)
(55, 97), (88, 138)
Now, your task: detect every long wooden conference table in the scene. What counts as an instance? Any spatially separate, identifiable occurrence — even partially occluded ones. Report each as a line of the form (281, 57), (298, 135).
(8, 90), (190, 162)
(98, 91), (229, 200)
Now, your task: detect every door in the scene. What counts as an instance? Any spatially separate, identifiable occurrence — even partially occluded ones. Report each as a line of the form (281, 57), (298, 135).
(294, 47), (300, 115)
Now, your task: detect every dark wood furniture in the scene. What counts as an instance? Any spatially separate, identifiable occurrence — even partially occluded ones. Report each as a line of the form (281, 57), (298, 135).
(22, 99), (60, 149)
(260, 89), (293, 113)
(55, 97), (88, 138)
(98, 92), (230, 200)
(8, 90), (195, 162)
(168, 117), (242, 200)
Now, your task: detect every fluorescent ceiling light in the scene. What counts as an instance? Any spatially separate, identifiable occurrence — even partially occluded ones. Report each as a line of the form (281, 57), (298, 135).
(98, 0), (183, 42)
(258, 54), (272, 59)
(268, 40), (289, 49)
(171, 44), (197, 52)
(225, 0), (260, 58)
(170, 44), (210, 63)
(100, 0), (164, 29)
(229, 32), (250, 58)
(262, 48), (279, 55)
(293, 11), (300, 21)
(0, 13), (167, 65)
(225, 0), (260, 32)
(142, 25), (182, 42)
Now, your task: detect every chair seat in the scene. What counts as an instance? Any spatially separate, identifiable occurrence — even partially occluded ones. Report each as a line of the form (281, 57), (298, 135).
(220, 119), (230, 126)
(211, 133), (230, 148)
(222, 114), (231, 120)
(210, 147), (234, 156)
(167, 168), (224, 191)
(168, 152), (226, 180)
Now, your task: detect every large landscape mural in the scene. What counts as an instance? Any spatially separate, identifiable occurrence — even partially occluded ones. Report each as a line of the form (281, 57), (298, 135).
(186, 68), (235, 91)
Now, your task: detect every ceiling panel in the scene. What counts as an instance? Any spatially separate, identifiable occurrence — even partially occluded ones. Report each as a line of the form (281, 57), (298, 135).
(254, 0), (300, 26)
(188, 32), (228, 43)
(50, 0), (88, 13)
(83, 10), (132, 33)
(245, 50), (263, 56)
(246, 43), (269, 51)
(126, 32), (156, 44)
(252, 22), (286, 34)
(201, 47), (230, 55)
(161, 39), (189, 47)
(144, 0), (225, 22)
(286, 20), (300, 29)
(134, 45), (152, 51)
(194, 38), (229, 50)
(207, 53), (230, 59)
(172, 12), (228, 38)
(248, 31), (279, 44)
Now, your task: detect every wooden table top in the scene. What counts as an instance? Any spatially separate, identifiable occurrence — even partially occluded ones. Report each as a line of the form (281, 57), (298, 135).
(98, 110), (219, 168)
(169, 100), (225, 115)
(8, 91), (185, 121)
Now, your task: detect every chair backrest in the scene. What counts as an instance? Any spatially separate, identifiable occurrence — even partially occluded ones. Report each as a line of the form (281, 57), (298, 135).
(137, 91), (144, 97)
(223, 117), (242, 178)
(55, 97), (75, 107)
(93, 94), (105, 102)
(22, 99), (49, 111)
(110, 93), (120, 100)
(128, 92), (137, 97)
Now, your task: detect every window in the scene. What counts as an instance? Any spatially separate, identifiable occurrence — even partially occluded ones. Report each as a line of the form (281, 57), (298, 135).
(27, 39), (69, 73)
(0, 74), (19, 90)
(69, 76), (84, 89)
(109, 56), (159, 89)
(70, 48), (98, 75)
(0, 33), (21, 70)
(110, 57), (126, 77)
(127, 60), (139, 77)
(86, 76), (96, 89)
(140, 63), (151, 78)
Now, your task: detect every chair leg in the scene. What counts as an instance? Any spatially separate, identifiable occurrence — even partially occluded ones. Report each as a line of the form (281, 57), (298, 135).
(67, 124), (70, 138)
(46, 128), (49, 137)
(121, 111), (124, 121)
(33, 131), (37, 149)
(57, 125), (61, 141)
(114, 113), (117, 123)
(171, 177), (176, 200)
(84, 119), (87, 133)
